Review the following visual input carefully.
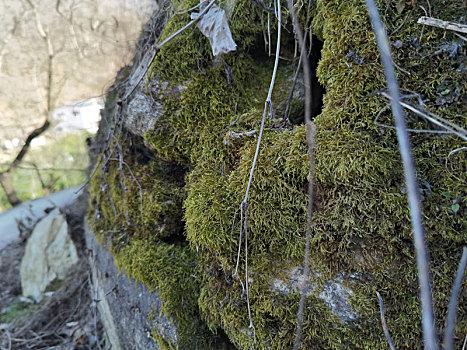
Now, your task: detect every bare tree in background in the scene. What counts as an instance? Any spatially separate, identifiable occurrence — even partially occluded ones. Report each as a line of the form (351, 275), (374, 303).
(0, 0), (155, 207)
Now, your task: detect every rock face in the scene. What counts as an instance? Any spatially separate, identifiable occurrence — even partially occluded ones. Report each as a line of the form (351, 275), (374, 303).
(20, 208), (78, 302)
(84, 225), (176, 350)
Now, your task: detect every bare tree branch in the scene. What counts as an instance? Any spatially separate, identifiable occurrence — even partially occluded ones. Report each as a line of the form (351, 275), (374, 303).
(444, 247), (467, 350)
(284, 1), (315, 349)
(376, 291), (397, 350)
(0, 0), (56, 206)
(417, 16), (467, 34)
(365, 1), (438, 349)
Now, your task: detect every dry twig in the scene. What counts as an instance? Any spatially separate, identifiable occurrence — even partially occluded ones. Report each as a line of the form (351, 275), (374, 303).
(417, 16), (467, 34)
(445, 147), (466, 184)
(444, 247), (467, 350)
(376, 291), (397, 350)
(365, 1), (438, 349)
(285, 0), (315, 349)
(376, 91), (467, 140)
(232, 0), (282, 347)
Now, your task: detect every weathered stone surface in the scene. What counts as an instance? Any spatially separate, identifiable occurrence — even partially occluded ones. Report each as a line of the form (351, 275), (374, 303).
(84, 224), (177, 350)
(20, 208), (79, 302)
(123, 85), (160, 139)
(122, 81), (185, 145)
(270, 267), (357, 323)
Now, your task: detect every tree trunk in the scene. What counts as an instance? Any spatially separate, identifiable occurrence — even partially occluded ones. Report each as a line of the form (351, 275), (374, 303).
(0, 172), (21, 207)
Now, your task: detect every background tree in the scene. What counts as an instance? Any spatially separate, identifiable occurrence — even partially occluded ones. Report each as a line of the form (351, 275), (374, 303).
(0, 0), (156, 207)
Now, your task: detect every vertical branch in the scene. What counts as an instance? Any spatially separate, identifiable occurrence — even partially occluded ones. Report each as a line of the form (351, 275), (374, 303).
(232, 0), (281, 347)
(376, 291), (398, 350)
(444, 247), (467, 350)
(286, 0), (314, 348)
(365, 1), (438, 349)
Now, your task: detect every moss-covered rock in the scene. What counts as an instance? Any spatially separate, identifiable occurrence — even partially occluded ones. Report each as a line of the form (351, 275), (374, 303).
(88, 0), (466, 348)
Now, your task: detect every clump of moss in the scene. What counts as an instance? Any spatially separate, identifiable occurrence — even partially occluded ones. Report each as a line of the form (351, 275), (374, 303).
(87, 139), (223, 348)
(180, 0), (466, 348)
(88, 144), (186, 250)
(114, 240), (215, 349)
(148, 0), (264, 84)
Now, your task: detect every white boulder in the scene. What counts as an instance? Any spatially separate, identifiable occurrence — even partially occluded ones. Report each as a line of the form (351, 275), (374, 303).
(20, 208), (78, 302)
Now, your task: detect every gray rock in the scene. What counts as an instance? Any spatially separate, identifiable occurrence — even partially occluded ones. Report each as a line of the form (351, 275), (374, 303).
(123, 85), (161, 140)
(122, 81), (186, 150)
(319, 276), (357, 322)
(270, 267), (357, 323)
(20, 208), (79, 302)
(85, 225), (177, 350)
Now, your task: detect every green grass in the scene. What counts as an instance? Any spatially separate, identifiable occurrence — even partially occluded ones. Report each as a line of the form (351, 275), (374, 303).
(0, 299), (41, 323)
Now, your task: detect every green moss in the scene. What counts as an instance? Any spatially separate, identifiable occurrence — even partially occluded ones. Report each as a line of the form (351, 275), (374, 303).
(0, 299), (41, 324)
(89, 0), (466, 348)
(183, 0), (465, 348)
(88, 146), (185, 250)
(148, 0), (263, 84)
(114, 240), (214, 349)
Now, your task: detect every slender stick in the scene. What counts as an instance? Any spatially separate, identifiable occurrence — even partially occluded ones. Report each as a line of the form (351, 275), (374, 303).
(444, 247), (467, 350)
(380, 91), (467, 141)
(376, 291), (397, 350)
(365, 1), (438, 349)
(242, 0), (281, 204)
(285, 0), (314, 349)
(156, 0), (216, 49)
(284, 46), (303, 121)
(233, 0), (281, 347)
(417, 16), (467, 34)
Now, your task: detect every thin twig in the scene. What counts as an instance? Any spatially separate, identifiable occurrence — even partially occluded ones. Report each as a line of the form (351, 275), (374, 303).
(365, 1), (438, 349)
(417, 16), (467, 34)
(375, 103), (452, 135)
(261, 12), (268, 53)
(229, 209), (238, 264)
(379, 91), (467, 141)
(108, 157), (144, 234)
(454, 32), (467, 42)
(445, 147), (467, 184)
(376, 291), (397, 350)
(444, 247), (467, 350)
(232, 0), (282, 346)
(286, 0), (315, 349)
(122, 0), (215, 102)
(224, 130), (257, 146)
(267, 11), (272, 56)
(174, 0), (209, 15)
(242, 1), (281, 204)
(234, 205), (246, 297)
(283, 45), (303, 121)
(156, 0), (215, 50)
(390, 11), (411, 35)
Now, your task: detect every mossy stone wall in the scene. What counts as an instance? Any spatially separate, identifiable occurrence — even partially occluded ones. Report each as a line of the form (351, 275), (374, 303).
(88, 0), (466, 348)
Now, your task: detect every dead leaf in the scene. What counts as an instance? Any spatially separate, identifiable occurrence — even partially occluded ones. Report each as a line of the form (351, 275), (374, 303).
(396, 0), (406, 14)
